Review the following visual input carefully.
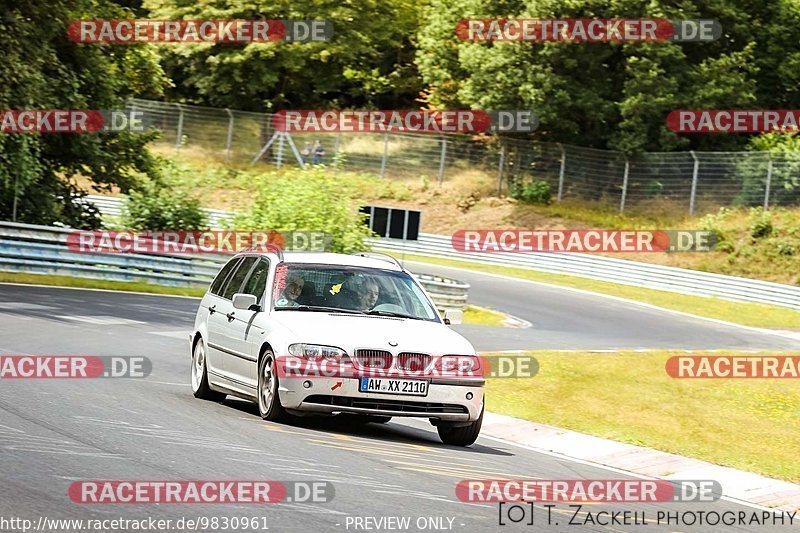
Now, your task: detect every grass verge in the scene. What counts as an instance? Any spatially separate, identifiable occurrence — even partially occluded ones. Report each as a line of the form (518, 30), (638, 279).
(385, 252), (800, 329)
(485, 350), (800, 482)
(0, 272), (204, 298)
(462, 305), (507, 327)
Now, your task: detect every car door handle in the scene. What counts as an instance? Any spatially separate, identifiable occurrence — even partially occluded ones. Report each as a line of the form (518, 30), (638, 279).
(226, 312), (235, 321)
(209, 305), (216, 315)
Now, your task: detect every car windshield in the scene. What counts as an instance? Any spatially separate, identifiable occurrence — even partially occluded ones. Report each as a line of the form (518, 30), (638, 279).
(272, 263), (439, 322)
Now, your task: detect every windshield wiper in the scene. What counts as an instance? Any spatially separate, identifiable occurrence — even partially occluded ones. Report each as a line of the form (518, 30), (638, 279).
(286, 305), (366, 315)
(366, 310), (423, 320)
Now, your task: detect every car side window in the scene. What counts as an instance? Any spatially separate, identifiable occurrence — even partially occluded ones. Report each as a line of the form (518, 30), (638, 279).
(221, 257), (258, 300)
(241, 259), (270, 305)
(210, 257), (242, 296)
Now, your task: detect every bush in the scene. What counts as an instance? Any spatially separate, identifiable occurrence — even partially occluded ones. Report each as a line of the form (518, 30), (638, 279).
(748, 207), (773, 240)
(233, 167), (374, 253)
(123, 183), (208, 230)
(511, 180), (553, 205)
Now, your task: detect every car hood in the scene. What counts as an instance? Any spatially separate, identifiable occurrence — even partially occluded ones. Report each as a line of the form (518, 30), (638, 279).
(270, 311), (476, 355)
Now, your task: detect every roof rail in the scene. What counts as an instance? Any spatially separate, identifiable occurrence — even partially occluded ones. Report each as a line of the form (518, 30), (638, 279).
(351, 251), (404, 270)
(239, 244), (284, 262)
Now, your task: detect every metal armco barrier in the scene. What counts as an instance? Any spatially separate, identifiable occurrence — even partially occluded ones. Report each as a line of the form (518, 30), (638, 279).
(0, 222), (470, 311)
(372, 234), (800, 312)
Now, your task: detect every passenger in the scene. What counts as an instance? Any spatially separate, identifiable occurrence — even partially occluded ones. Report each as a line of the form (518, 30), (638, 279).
(277, 272), (305, 307)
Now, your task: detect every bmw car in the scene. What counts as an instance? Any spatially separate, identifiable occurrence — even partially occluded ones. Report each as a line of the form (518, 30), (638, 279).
(190, 251), (485, 446)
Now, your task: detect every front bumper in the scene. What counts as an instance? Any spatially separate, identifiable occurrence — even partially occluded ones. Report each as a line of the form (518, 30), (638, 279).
(279, 376), (485, 422)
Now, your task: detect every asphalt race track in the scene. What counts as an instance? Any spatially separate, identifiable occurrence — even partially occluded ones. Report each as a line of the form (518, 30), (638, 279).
(0, 283), (795, 533)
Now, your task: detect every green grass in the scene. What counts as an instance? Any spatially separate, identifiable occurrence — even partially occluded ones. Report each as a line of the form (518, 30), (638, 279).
(0, 272), (204, 297)
(485, 350), (800, 482)
(462, 305), (507, 327)
(384, 251), (800, 330)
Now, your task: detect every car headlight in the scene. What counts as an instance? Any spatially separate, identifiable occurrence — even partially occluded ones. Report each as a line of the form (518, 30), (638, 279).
(288, 343), (346, 362)
(436, 355), (482, 375)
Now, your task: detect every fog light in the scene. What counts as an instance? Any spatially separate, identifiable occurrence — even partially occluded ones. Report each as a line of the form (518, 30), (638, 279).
(466, 392), (473, 400)
(303, 380), (312, 389)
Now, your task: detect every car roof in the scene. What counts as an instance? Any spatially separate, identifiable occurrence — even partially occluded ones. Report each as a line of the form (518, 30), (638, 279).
(235, 251), (405, 271)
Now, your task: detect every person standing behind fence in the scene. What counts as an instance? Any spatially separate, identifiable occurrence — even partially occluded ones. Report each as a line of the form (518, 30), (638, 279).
(300, 142), (311, 164)
(312, 140), (325, 165)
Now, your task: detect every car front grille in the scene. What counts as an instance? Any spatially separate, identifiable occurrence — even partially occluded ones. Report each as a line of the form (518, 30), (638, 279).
(397, 352), (431, 372)
(303, 395), (468, 414)
(353, 349), (393, 370)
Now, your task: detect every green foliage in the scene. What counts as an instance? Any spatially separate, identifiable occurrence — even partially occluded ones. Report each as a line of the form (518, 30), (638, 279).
(512, 180), (553, 205)
(748, 207), (773, 240)
(233, 167), (374, 253)
(143, 0), (422, 111)
(123, 182), (208, 230)
(0, 0), (168, 228)
(738, 133), (800, 206)
(416, 0), (800, 152)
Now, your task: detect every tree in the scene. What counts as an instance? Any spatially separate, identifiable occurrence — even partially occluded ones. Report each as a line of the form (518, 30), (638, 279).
(415, 0), (800, 153)
(0, 0), (169, 228)
(143, 0), (422, 111)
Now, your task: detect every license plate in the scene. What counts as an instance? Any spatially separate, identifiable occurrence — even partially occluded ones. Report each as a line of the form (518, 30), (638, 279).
(359, 377), (428, 397)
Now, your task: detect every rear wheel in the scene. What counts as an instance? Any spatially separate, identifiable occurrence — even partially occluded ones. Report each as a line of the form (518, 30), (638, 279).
(191, 340), (226, 401)
(437, 405), (483, 447)
(258, 348), (287, 421)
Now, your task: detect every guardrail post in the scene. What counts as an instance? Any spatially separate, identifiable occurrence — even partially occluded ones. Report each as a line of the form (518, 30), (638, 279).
(380, 132), (389, 178)
(175, 103), (184, 154)
(764, 154), (773, 210)
(437, 135), (447, 184)
(689, 150), (699, 215)
(224, 109), (234, 162)
(497, 146), (505, 195)
(557, 143), (566, 201)
(619, 156), (630, 213)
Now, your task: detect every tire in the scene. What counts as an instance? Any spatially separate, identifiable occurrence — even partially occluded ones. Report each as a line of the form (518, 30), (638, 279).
(437, 405), (483, 447)
(258, 348), (287, 421)
(191, 339), (226, 401)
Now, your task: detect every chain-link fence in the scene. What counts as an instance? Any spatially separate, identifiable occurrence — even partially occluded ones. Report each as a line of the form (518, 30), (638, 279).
(131, 98), (800, 215)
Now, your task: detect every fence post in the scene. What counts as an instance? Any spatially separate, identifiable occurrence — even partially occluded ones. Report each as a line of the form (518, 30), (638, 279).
(557, 143), (566, 201)
(224, 109), (234, 162)
(333, 132), (342, 173)
(764, 154), (773, 210)
(437, 135), (447, 184)
(276, 132), (285, 169)
(380, 132), (389, 178)
(689, 150), (699, 215)
(497, 145), (505, 195)
(175, 103), (184, 154)
(619, 157), (630, 213)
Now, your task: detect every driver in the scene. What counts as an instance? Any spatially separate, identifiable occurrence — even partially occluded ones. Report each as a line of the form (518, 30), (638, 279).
(355, 278), (380, 311)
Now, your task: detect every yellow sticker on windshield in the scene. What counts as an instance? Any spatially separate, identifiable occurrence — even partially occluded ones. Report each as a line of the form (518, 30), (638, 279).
(329, 283), (342, 295)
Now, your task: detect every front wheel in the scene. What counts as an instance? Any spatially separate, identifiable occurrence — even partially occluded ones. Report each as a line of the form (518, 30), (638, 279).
(437, 405), (483, 447)
(258, 349), (287, 421)
(191, 340), (226, 401)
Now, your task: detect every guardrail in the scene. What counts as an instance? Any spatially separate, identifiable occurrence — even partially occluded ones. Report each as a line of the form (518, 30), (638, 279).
(0, 221), (470, 311)
(372, 234), (800, 311)
(23, 194), (800, 311)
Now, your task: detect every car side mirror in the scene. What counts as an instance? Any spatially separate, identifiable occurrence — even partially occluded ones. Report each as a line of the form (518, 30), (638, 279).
(232, 293), (259, 311)
(443, 309), (463, 325)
